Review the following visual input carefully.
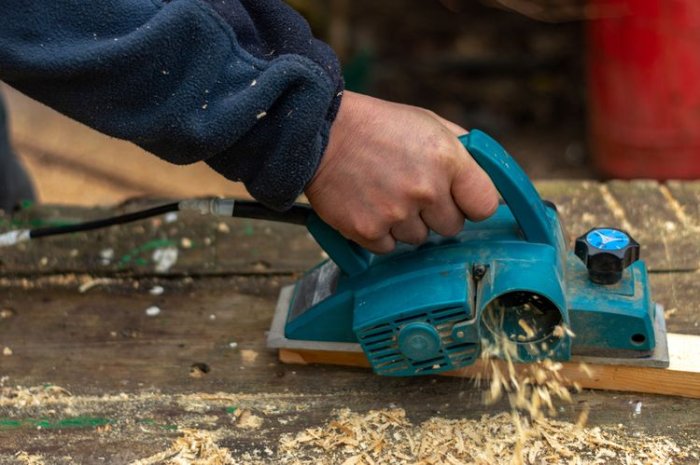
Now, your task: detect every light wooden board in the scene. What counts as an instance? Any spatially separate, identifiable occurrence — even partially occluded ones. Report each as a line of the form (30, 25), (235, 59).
(279, 333), (700, 399)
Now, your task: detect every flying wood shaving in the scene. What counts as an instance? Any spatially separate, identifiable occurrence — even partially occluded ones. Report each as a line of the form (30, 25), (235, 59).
(476, 314), (603, 463)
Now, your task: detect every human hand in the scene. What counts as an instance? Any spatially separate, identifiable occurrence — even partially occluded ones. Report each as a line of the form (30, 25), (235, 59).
(305, 91), (499, 253)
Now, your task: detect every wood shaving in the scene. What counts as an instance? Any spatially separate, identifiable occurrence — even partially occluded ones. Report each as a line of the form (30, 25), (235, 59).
(476, 313), (612, 463)
(235, 409), (263, 429)
(15, 451), (47, 465)
(0, 384), (71, 407)
(0, 307), (15, 318)
(277, 408), (689, 465)
(240, 349), (259, 366)
(129, 429), (235, 465)
(78, 278), (116, 293)
(1, 382), (695, 465)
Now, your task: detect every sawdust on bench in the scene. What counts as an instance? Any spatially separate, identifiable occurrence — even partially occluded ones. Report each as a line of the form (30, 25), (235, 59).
(0, 382), (72, 408)
(0, 310), (689, 465)
(234, 409), (263, 429)
(1, 381), (694, 465)
(273, 320), (686, 465)
(276, 407), (688, 465)
(130, 429), (235, 465)
(126, 407), (690, 465)
(14, 451), (47, 465)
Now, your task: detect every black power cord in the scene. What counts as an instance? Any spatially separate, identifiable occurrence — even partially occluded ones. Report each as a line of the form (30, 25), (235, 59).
(0, 198), (313, 246)
(30, 202), (180, 239)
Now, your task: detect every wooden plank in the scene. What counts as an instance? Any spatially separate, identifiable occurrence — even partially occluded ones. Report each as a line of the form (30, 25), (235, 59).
(606, 181), (700, 271)
(666, 180), (700, 226)
(649, 272), (700, 334)
(279, 332), (700, 399)
(536, 180), (618, 238)
(538, 180), (700, 271)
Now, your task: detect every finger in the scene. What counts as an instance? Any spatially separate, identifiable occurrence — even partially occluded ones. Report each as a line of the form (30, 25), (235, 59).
(390, 216), (430, 245)
(325, 209), (397, 254)
(451, 146), (499, 221)
(421, 201), (465, 237)
(359, 235), (396, 254)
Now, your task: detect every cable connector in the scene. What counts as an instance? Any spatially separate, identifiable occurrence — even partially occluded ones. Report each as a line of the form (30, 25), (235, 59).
(178, 198), (236, 217)
(0, 229), (30, 247)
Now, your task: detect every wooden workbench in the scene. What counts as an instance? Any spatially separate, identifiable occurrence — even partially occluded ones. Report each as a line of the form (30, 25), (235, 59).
(1, 180), (699, 464)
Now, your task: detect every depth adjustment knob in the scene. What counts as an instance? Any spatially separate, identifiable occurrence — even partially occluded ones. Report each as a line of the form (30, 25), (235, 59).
(574, 228), (640, 285)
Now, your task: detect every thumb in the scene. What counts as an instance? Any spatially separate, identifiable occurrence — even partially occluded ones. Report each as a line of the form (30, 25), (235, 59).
(451, 145), (499, 221)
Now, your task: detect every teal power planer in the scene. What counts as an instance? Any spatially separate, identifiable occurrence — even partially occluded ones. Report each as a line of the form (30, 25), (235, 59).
(267, 130), (669, 375)
(0, 129), (666, 374)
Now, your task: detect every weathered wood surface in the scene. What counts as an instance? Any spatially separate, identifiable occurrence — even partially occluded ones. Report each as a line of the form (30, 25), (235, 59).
(1, 277), (699, 464)
(1, 181), (700, 463)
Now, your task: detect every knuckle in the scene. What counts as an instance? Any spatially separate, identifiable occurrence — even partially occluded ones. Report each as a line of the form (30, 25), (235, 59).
(411, 182), (439, 205)
(425, 132), (455, 157)
(393, 222), (429, 245)
(386, 205), (409, 223)
(354, 219), (385, 242)
(423, 108), (439, 120)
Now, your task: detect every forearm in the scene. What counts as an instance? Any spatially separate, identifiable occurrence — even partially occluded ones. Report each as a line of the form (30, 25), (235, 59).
(0, 0), (343, 209)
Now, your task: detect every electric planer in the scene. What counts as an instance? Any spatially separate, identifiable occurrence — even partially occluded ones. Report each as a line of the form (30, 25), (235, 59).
(0, 129), (668, 375)
(267, 130), (668, 375)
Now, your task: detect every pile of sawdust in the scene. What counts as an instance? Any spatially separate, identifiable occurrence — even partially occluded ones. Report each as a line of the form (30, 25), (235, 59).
(129, 429), (236, 465)
(0, 383), (71, 407)
(2, 381), (693, 465)
(277, 408), (688, 465)
(14, 451), (47, 465)
(234, 409), (264, 429)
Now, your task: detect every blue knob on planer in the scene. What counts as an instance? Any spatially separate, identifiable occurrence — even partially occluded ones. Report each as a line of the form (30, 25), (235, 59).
(575, 228), (640, 285)
(267, 130), (669, 376)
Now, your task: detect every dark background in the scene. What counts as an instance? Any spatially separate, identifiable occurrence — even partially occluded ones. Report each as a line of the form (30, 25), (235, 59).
(290, 0), (592, 178)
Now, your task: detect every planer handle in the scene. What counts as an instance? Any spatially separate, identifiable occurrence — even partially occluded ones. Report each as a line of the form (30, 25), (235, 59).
(306, 130), (556, 276)
(460, 130), (556, 247)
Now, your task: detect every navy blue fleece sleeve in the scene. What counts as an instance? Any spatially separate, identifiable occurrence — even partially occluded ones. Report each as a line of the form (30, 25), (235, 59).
(0, 0), (343, 209)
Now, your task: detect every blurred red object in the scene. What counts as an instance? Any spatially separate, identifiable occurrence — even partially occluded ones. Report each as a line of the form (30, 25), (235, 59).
(588, 0), (700, 179)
